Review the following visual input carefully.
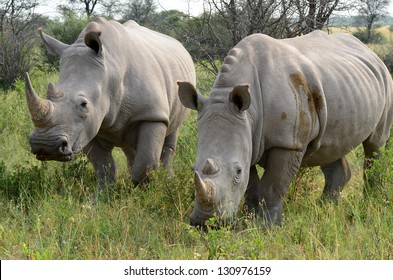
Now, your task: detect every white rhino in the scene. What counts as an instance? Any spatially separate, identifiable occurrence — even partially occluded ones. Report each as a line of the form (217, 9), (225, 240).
(25, 17), (196, 188)
(178, 30), (393, 226)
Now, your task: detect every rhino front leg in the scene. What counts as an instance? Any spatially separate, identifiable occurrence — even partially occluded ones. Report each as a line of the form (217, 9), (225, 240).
(131, 121), (167, 185)
(321, 157), (351, 204)
(243, 165), (261, 216)
(161, 129), (178, 171)
(83, 138), (117, 188)
(259, 148), (304, 225)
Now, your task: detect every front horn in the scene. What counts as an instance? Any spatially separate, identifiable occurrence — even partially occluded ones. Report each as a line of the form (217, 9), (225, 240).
(195, 171), (213, 207)
(25, 72), (52, 127)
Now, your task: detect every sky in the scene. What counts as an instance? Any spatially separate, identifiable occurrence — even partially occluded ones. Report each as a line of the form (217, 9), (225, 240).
(156, 0), (204, 16)
(36, 0), (393, 19)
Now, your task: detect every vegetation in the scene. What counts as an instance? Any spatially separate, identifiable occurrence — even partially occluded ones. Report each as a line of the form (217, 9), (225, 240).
(0, 0), (392, 260)
(3, 0), (392, 89)
(357, 0), (390, 43)
(353, 28), (386, 44)
(0, 66), (392, 260)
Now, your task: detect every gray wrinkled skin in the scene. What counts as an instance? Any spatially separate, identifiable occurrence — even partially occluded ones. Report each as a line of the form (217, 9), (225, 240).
(26, 17), (196, 188)
(178, 31), (393, 226)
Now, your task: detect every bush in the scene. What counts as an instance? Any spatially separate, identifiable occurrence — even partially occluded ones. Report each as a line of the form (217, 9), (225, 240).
(364, 143), (393, 196)
(353, 29), (385, 44)
(0, 1), (46, 89)
(40, 12), (90, 70)
(0, 161), (53, 201)
(383, 50), (393, 73)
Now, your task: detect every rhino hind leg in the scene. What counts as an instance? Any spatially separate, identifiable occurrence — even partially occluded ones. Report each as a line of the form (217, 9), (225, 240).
(258, 148), (304, 225)
(362, 139), (384, 194)
(320, 157), (351, 204)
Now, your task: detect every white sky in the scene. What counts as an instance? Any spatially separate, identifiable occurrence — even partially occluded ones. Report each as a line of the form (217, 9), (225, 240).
(156, 0), (204, 15)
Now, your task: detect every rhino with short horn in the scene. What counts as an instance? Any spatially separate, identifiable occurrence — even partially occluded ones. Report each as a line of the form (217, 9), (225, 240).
(178, 30), (393, 226)
(26, 17), (195, 187)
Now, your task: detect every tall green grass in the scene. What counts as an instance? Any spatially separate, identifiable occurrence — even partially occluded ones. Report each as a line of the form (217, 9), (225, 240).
(0, 67), (392, 260)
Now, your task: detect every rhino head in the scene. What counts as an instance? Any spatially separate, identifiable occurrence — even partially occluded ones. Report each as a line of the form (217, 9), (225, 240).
(178, 82), (253, 226)
(26, 23), (110, 161)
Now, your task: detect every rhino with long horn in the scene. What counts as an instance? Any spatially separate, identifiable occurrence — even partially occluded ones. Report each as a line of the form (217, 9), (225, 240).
(26, 17), (195, 187)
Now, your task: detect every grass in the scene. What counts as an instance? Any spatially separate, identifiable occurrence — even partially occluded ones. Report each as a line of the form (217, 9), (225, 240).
(0, 54), (392, 260)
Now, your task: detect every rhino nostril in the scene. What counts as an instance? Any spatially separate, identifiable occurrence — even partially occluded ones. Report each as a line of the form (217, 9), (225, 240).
(59, 140), (69, 154)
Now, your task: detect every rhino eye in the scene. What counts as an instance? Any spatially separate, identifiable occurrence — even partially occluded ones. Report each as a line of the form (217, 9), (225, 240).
(233, 162), (242, 176)
(81, 101), (87, 108)
(233, 164), (242, 184)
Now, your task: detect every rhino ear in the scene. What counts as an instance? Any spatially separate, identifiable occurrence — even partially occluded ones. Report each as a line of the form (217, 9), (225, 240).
(229, 84), (251, 112)
(177, 81), (202, 111)
(84, 30), (102, 55)
(39, 28), (69, 56)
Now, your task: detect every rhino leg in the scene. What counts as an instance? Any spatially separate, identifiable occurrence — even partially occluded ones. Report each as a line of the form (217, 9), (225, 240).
(362, 140), (383, 193)
(160, 129), (178, 172)
(122, 145), (136, 176)
(259, 148), (304, 225)
(131, 122), (167, 185)
(243, 165), (260, 216)
(83, 138), (117, 188)
(320, 157), (351, 204)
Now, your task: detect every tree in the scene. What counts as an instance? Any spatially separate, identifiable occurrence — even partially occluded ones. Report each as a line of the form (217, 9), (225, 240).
(292, 0), (341, 35)
(172, 0), (344, 79)
(0, 0), (44, 88)
(357, 0), (390, 42)
(100, 0), (122, 19)
(121, 0), (156, 26)
(41, 10), (90, 69)
(74, 0), (98, 17)
(59, 0), (113, 18)
(152, 9), (188, 37)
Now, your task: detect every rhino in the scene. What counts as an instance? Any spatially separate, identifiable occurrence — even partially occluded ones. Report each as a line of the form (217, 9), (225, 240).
(178, 30), (393, 226)
(25, 17), (195, 188)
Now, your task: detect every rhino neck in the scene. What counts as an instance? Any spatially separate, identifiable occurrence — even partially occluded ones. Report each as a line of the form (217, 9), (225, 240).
(248, 79), (265, 166)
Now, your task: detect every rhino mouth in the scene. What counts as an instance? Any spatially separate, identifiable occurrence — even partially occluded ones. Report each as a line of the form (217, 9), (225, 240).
(190, 206), (214, 227)
(30, 130), (83, 162)
(190, 210), (235, 228)
(30, 138), (76, 162)
(35, 153), (74, 162)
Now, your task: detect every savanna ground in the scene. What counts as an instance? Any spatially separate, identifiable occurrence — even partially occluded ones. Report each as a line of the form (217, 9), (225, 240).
(0, 30), (393, 260)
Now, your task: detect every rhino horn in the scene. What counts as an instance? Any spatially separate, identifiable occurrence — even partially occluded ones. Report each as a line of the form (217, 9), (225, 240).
(202, 158), (219, 175)
(24, 72), (52, 127)
(195, 171), (213, 206)
(46, 82), (63, 100)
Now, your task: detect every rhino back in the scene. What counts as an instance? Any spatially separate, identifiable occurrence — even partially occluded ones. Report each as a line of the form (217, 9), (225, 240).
(214, 31), (393, 166)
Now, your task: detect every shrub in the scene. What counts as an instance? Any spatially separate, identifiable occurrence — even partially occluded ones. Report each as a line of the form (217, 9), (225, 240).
(364, 143), (393, 198)
(383, 50), (393, 73)
(353, 29), (385, 44)
(0, 161), (54, 201)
